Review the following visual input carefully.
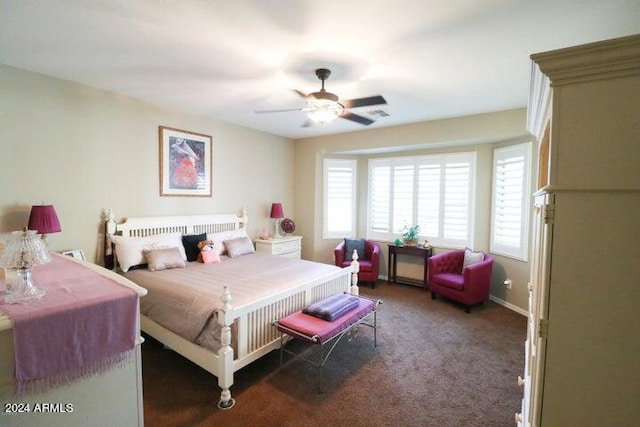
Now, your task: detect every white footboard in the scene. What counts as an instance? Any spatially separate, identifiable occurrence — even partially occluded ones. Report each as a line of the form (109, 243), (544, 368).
(215, 263), (356, 408)
(234, 266), (354, 366)
(139, 262), (357, 410)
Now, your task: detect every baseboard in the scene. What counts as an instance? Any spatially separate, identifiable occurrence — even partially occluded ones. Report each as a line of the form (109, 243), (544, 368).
(489, 295), (528, 317)
(378, 274), (528, 317)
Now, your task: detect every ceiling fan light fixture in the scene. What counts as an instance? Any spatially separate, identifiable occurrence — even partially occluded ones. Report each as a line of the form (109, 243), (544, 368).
(256, 68), (385, 127)
(306, 99), (344, 124)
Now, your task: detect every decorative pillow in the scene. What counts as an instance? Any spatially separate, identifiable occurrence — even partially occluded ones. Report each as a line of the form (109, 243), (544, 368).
(182, 233), (207, 262)
(207, 228), (250, 255)
(344, 238), (366, 259)
(224, 236), (255, 258)
(201, 250), (222, 264)
(463, 248), (484, 271)
(197, 240), (216, 262)
(144, 247), (186, 272)
(110, 232), (186, 272)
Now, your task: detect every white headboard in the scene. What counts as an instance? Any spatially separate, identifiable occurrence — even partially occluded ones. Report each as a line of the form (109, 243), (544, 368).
(103, 209), (248, 269)
(115, 212), (248, 237)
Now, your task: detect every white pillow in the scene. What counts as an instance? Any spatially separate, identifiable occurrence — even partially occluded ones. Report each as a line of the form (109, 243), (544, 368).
(111, 232), (186, 272)
(463, 248), (484, 271)
(144, 247), (186, 272)
(224, 236), (255, 258)
(207, 228), (249, 255)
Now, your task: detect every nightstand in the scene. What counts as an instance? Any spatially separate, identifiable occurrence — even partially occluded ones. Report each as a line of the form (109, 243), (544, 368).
(255, 235), (302, 259)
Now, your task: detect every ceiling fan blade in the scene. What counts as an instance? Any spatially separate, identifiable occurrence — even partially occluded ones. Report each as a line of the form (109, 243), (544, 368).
(340, 95), (387, 109)
(255, 108), (301, 114)
(292, 89), (309, 98)
(340, 112), (375, 126)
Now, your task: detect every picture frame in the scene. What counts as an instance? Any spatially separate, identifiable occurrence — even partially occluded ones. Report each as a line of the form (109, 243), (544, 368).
(62, 249), (86, 261)
(159, 126), (212, 197)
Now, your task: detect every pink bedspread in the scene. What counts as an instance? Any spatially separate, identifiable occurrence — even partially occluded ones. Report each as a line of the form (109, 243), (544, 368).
(0, 253), (138, 394)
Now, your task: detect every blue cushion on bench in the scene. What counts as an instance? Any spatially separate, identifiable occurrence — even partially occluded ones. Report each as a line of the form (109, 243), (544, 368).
(303, 293), (359, 321)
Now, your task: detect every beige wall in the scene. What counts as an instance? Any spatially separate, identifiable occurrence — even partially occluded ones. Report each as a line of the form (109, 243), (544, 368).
(0, 64), (295, 263)
(294, 109), (533, 311)
(0, 63), (533, 312)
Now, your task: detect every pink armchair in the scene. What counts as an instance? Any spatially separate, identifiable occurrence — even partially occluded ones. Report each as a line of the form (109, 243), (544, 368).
(334, 239), (381, 289)
(427, 249), (493, 313)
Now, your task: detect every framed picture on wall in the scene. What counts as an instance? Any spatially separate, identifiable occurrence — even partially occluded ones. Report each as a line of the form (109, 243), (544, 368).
(159, 126), (212, 197)
(62, 250), (86, 261)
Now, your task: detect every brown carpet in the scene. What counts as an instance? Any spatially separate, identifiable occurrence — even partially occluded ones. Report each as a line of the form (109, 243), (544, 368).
(142, 281), (527, 427)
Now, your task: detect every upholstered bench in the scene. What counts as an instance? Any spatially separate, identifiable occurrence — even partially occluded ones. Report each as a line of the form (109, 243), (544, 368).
(273, 294), (381, 392)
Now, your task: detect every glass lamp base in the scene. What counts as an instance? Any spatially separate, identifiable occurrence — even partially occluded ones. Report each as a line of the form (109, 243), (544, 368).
(272, 219), (282, 238)
(4, 268), (46, 304)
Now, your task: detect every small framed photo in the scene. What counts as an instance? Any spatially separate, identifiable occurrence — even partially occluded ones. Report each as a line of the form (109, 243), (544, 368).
(62, 250), (86, 261)
(159, 126), (213, 197)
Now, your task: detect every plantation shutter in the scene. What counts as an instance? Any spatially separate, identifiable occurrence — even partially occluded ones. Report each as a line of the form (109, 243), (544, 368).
(491, 143), (531, 260)
(416, 161), (440, 237)
(443, 157), (471, 241)
(370, 163), (391, 233)
(392, 163), (414, 233)
(367, 152), (475, 247)
(323, 159), (357, 238)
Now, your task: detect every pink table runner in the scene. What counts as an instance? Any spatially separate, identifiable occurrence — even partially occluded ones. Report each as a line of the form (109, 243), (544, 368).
(0, 253), (138, 394)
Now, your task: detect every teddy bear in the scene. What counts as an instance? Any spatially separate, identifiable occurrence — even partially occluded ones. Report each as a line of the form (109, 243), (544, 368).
(197, 240), (220, 264)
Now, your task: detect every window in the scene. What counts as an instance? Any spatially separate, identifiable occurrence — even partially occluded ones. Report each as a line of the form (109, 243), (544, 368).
(323, 158), (357, 239)
(368, 152), (476, 247)
(490, 142), (531, 260)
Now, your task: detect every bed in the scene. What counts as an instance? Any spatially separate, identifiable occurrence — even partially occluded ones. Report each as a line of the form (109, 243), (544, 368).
(105, 210), (360, 409)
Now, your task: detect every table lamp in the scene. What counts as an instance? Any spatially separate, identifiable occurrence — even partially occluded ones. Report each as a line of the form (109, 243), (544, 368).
(270, 202), (284, 238)
(0, 229), (50, 303)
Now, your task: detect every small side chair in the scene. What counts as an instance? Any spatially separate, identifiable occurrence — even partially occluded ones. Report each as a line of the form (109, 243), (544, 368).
(334, 238), (381, 289)
(427, 249), (493, 313)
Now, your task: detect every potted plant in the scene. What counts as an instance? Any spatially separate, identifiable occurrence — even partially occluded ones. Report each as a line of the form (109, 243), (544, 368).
(401, 224), (420, 246)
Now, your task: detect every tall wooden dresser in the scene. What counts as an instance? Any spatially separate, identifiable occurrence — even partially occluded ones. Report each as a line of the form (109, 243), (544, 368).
(517, 35), (640, 427)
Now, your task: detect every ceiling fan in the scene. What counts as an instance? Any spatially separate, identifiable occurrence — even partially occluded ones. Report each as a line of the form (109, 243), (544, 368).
(256, 68), (387, 126)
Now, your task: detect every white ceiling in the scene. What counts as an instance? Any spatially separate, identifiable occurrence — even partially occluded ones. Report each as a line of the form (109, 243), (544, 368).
(1, 0), (638, 139)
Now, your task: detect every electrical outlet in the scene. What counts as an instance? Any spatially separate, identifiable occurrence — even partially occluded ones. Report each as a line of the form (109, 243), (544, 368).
(504, 279), (512, 289)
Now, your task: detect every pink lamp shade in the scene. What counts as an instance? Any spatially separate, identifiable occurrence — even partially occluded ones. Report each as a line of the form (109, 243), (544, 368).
(28, 205), (62, 235)
(270, 203), (284, 219)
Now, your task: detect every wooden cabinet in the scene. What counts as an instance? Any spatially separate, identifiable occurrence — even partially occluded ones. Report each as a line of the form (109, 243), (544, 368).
(255, 235), (302, 259)
(518, 34), (640, 427)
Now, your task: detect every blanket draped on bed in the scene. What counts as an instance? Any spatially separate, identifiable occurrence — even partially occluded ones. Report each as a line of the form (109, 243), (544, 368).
(126, 253), (343, 346)
(0, 253), (138, 395)
(303, 293), (360, 321)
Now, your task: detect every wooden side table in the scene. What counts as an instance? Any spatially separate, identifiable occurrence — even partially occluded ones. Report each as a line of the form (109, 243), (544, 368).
(387, 244), (433, 289)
